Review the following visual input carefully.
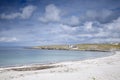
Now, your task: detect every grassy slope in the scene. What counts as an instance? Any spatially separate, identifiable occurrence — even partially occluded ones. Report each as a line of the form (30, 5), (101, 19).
(76, 44), (120, 51)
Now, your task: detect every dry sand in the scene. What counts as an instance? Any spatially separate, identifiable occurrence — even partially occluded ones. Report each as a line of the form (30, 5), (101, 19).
(0, 51), (120, 80)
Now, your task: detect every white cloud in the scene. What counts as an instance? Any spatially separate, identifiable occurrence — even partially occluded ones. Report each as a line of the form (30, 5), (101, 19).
(86, 17), (120, 38)
(60, 24), (78, 32)
(39, 4), (61, 22)
(77, 34), (93, 37)
(39, 4), (80, 25)
(104, 17), (120, 31)
(70, 16), (79, 25)
(86, 9), (112, 19)
(75, 16), (120, 40)
(49, 24), (78, 35)
(84, 22), (94, 31)
(42, 23), (80, 43)
(0, 37), (18, 42)
(0, 5), (36, 19)
(90, 38), (120, 43)
(20, 5), (36, 19)
(1, 13), (21, 19)
(63, 16), (80, 25)
(103, 17), (120, 38)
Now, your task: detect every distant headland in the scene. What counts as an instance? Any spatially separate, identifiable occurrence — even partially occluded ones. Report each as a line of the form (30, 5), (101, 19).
(31, 43), (120, 52)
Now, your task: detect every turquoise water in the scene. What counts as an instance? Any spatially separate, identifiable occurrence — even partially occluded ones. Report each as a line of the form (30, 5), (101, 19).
(0, 47), (112, 67)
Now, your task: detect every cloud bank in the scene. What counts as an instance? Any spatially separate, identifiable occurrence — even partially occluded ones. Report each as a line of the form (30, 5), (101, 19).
(39, 4), (61, 22)
(0, 5), (36, 19)
(0, 37), (18, 42)
(0, 0), (120, 46)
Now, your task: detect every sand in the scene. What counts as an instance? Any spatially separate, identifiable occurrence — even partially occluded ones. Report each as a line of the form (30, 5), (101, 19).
(0, 51), (120, 80)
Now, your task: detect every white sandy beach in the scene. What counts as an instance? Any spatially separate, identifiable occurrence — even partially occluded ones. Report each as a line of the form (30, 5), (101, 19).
(0, 51), (120, 80)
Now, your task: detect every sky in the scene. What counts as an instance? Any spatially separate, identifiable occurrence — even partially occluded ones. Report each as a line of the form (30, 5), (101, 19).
(0, 0), (120, 46)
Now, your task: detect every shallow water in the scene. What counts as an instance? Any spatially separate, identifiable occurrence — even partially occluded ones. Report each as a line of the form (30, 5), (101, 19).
(0, 47), (112, 67)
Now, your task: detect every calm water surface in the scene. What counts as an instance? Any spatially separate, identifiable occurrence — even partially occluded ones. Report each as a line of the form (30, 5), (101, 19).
(0, 47), (112, 67)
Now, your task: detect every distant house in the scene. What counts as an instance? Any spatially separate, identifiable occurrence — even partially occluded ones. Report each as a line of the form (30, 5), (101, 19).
(69, 45), (78, 49)
(114, 43), (120, 45)
(110, 42), (120, 45)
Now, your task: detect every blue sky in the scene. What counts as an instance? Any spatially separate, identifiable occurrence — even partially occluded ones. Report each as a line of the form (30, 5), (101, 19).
(0, 0), (120, 46)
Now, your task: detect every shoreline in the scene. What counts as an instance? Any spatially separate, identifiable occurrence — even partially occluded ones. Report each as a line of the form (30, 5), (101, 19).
(28, 47), (112, 52)
(0, 50), (114, 69)
(0, 51), (120, 80)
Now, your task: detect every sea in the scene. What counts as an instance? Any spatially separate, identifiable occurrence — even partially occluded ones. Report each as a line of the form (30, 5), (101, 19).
(0, 47), (113, 67)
